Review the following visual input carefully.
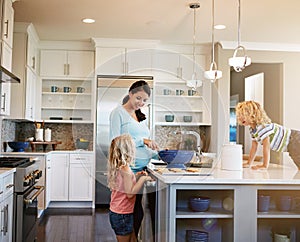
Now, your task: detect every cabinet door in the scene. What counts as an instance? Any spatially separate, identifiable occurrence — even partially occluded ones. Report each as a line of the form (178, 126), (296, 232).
(40, 50), (67, 77)
(69, 154), (93, 201)
(25, 68), (36, 120)
(50, 153), (69, 201)
(26, 35), (37, 72)
(1, 194), (13, 242)
(67, 51), (94, 78)
(126, 49), (152, 75)
(1, 0), (14, 48)
(96, 47), (126, 75)
(45, 154), (51, 208)
(152, 51), (180, 79)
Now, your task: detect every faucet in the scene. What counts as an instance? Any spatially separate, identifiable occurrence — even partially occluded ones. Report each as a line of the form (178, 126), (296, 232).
(173, 130), (202, 155)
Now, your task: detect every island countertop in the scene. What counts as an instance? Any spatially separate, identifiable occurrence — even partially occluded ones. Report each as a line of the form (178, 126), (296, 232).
(147, 159), (300, 185)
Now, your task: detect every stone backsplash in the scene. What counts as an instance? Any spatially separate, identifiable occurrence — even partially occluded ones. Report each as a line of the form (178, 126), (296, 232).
(154, 125), (210, 152)
(1, 120), (94, 152)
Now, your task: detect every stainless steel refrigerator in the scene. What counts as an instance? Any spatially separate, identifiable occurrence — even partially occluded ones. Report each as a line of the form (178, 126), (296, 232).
(95, 75), (154, 205)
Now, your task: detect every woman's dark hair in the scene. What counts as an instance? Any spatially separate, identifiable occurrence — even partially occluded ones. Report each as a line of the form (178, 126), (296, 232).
(122, 80), (151, 122)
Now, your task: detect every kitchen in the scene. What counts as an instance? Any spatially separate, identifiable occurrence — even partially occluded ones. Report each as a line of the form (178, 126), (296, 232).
(0, 0), (300, 242)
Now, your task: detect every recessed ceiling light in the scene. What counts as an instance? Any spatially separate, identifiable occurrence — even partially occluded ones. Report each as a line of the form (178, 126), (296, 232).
(82, 18), (95, 24)
(214, 24), (226, 30)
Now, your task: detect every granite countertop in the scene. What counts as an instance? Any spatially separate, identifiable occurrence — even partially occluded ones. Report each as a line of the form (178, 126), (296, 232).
(148, 159), (300, 185)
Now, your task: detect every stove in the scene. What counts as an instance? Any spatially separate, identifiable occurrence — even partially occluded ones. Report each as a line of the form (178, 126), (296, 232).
(0, 156), (43, 242)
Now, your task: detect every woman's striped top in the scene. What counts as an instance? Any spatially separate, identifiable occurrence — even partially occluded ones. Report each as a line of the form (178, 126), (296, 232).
(249, 123), (291, 152)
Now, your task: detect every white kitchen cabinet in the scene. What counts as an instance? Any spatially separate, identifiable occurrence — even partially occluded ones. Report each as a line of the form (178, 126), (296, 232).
(45, 154), (51, 208)
(69, 153), (93, 201)
(154, 79), (211, 126)
(9, 24), (39, 120)
(0, 171), (14, 242)
(1, 0), (14, 49)
(50, 153), (69, 201)
(50, 153), (94, 202)
(152, 50), (205, 81)
(96, 47), (152, 75)
(40, 50), (94, 78)
(41, 78), (93, 122)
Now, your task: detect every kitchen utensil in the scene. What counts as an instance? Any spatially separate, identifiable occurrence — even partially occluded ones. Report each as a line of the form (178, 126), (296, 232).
(63, 87), (72, 93)
(183, 115), (192, 122)
(158, 150), (194, 168)
(175, 89), (184, 95)
(258, 195), (270, 212)
(165, 114), (174, 122)
(278, 195), (292, 211)
(7, 141), (29, 152)
(76, 87), (85, 93)
(51, 86), (59, 92)
(189, 196), (210, 212)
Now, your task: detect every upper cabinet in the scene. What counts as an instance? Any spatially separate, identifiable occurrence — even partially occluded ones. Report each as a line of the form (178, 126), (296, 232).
(0, 0), (14, 116)
(96, 47), (152, 76)
(1, 0), (14, 48)
(10, 23), (39, 120)
(40, 50), (95, 78)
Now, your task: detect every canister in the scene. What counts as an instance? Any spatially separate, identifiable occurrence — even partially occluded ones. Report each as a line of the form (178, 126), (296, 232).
(45, 128), (51, 142)
(221, 144), (243, 171)
(35, 129), (44, 142)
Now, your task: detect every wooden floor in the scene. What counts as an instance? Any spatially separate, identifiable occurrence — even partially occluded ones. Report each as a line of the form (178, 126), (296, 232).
(36, 207), (117, 242)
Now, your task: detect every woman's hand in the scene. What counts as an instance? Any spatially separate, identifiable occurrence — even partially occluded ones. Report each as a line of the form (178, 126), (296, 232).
(144, 139), (159, 150)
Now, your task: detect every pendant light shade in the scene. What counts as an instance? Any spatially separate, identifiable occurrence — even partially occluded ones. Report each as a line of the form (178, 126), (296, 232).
(186, 3), (203, 89)
(204, 0), (222, 83)
(229, 0), (251, 72)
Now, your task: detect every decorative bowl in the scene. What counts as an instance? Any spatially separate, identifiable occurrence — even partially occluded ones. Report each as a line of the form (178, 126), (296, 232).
(186, 230), (209, 242)
(189, 196), (210, 212)
(75, 139), (90, 150)
(8, 141), (29, 152)
(158, 150), (194, 168)
(165, 114), (174, 122)
(183, 115), (193, 122)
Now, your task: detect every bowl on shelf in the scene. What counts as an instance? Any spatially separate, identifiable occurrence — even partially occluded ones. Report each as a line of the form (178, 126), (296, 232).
(8, 141), (29, 152)
(183, 115), (193, 122)
(158, 150), (194, 168)
(186, 230), (208, 242)
(189, 196), (210, 212)
(165, 114), (174, 122)
(75, 139), (90, 150)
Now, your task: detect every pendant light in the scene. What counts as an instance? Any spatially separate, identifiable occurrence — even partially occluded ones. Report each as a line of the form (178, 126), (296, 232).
(186, 3), (203, 89)
(229, 0), (251, 72)
(204, 0), (222, 83)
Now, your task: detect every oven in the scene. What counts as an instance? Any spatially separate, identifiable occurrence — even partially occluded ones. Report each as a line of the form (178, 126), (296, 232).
(0, 157), (44, 242)
(15, 186), (44, 242)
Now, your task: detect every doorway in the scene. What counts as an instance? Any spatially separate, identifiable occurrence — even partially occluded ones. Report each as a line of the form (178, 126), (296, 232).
(230, 63), (283, 164)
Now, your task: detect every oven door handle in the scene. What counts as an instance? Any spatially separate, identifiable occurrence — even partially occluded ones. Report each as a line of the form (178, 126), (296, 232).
(24, 186), (45, 205)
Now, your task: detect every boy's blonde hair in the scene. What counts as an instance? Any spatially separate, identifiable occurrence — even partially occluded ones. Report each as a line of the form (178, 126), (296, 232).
(107, 134), (135, 190)
(235, 100), (271, 125)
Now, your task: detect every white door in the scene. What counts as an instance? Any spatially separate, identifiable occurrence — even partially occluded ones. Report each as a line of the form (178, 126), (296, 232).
(50, 153), (69, 201)
(25, 68), (36, 120)
(244, 73), (264, 155)
(67, 51), (94, 77)
(40, 50), (67, 77)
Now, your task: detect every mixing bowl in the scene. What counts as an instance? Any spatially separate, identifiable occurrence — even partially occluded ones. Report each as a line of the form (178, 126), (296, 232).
(158, 150), (194, 168)
(189, 196), (211, 212)
(8, 141), (29, 152)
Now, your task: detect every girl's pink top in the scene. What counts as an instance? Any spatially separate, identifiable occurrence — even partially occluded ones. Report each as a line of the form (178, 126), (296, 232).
(109, 168), (136, 214)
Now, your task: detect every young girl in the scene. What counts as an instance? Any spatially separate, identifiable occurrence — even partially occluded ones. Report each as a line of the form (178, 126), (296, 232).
(107, 134), (152, 242)
(236, 100), (300, 170)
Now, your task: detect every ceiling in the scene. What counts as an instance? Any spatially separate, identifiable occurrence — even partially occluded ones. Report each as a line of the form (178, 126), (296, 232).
(12, 0), (300, 45)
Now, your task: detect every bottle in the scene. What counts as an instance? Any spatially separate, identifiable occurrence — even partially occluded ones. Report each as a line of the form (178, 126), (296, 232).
(45, 128), (51, 142)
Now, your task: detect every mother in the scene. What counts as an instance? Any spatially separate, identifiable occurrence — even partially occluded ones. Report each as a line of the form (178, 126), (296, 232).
(109, 80), (158, 239)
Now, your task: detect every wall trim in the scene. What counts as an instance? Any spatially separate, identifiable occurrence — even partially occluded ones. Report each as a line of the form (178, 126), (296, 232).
(220, 41), (300, 52)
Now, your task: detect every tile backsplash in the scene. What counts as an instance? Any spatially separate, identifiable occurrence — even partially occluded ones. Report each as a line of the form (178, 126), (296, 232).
(1, 120), (93, 152)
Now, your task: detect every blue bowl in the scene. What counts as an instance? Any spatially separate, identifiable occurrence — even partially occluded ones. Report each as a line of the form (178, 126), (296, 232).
(189, 196), (210, 212)
(186, 230), (209, 242)
(158, 150), (194, 164)
(8, 142), (29, 152)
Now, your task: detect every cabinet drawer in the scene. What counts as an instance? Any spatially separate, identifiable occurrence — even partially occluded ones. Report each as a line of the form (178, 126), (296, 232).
(69, 154), (93, 164)
(3, 173), (14, 197)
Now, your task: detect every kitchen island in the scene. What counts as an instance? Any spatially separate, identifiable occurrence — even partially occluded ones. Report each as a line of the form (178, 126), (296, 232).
(148, 160), (300, 242)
